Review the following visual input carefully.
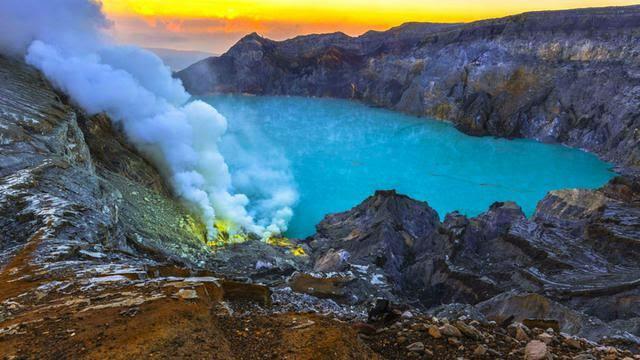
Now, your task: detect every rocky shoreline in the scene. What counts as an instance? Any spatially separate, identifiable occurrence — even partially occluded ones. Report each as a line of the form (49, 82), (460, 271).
(178, 5), (640, 174)
(1, 6), (640, 358)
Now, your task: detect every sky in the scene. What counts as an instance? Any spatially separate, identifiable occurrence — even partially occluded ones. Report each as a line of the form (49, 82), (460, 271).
(102, 0), (639, 54)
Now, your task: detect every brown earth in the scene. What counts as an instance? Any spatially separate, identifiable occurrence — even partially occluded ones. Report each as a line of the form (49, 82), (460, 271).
(2, 248), (637, 360)
(0, 257), (378, 360)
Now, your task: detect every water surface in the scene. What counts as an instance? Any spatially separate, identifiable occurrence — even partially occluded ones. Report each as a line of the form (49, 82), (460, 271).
(204, 95), (615, 239)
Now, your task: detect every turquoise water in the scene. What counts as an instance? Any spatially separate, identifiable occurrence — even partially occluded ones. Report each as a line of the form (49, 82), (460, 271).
(204, 95), (615, 239)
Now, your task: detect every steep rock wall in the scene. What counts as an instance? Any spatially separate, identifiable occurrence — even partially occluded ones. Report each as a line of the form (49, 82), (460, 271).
(178, 6), (640, 172)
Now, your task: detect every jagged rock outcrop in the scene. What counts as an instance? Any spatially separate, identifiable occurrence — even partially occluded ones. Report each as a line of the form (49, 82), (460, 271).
(310, 190), (445, 288)
(306, 178), (640, 344)
(178, 5), (640, 172)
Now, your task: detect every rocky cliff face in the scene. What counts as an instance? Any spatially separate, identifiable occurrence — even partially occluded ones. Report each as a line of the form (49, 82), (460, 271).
(178, 5), (640, 173)
(308, 178), (640, 345)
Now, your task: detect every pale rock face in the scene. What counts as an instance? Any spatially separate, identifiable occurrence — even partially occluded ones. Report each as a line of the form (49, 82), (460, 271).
(524, 340), (550, 360)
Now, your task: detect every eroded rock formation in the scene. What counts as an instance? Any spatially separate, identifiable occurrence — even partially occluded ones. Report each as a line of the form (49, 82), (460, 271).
(306, 178), (640, 344)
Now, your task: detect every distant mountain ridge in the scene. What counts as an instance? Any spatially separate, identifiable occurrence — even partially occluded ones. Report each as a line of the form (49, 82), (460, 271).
(147, 47), (216, 71)
(178, 5), (640, 173)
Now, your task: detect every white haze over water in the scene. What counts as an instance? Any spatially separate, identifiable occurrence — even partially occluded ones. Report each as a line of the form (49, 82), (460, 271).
(0, 0), (298, 239)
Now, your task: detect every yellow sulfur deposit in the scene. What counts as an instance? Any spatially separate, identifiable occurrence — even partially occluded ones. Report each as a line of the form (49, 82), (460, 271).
(266, 236), (307, 257)
(291, 246), (307, 256)
(206, 218), (250, 247)
(205, 219), (306, 256)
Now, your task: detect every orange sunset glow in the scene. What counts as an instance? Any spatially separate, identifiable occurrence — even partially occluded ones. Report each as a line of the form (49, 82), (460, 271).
(103, 0), (639, 53)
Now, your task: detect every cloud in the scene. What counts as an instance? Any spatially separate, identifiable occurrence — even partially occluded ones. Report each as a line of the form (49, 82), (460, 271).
(107, 14), (380, 53)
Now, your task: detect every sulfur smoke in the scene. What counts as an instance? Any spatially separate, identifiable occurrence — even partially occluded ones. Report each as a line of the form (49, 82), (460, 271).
(0, 0), (297, 239)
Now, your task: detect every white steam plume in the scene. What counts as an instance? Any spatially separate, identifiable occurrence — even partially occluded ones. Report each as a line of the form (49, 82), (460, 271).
(0, 0), (297, 239)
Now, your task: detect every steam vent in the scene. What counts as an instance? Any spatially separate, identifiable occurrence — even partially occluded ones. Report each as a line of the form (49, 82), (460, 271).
(1, 1), (640, 359)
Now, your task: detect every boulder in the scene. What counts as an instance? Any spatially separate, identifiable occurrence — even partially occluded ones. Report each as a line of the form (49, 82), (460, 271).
(406, 342), (425, 353)
(309, 190), (443, 288)
(313, 248), (350, 272)
(288, 272), (351, 300)
(428, 325), (442, 339)
(477, 292), (639, 343)
(440, 324), (463, 338)
(524, 340), (550, 360)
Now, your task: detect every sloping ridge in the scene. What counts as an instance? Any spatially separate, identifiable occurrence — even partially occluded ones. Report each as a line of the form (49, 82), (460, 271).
(0, 54), (211, 271)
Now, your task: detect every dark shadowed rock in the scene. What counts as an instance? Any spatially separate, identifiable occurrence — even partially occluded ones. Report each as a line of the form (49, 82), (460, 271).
(309, 190), (445, 289)
(305, 180), (640, 344)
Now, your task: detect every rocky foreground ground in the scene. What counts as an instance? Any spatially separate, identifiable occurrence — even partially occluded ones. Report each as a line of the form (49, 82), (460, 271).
(1, 8), (640, 358)
(1, 256), (639, 360)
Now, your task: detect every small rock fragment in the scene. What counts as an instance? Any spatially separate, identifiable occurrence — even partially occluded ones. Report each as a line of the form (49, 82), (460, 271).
(406, 342), (425, 353)
(454, 320), (483, 340)
(508, 322), (530, 341)
(563, 335), (583, 350)
(524, 340), (550, 360)
(537, 332), (553, 344)
(176, 289), (198, 300)
(428, 325), (442, 339)
(515, 326), (530, 342)
(425, 349), (434, 356)
(473, 344), (487, 356)
(572, 354), (596, 360)
(291, 320), (315, 330)
(440, 324), (463, 338)
(401, 310), (414, 319)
